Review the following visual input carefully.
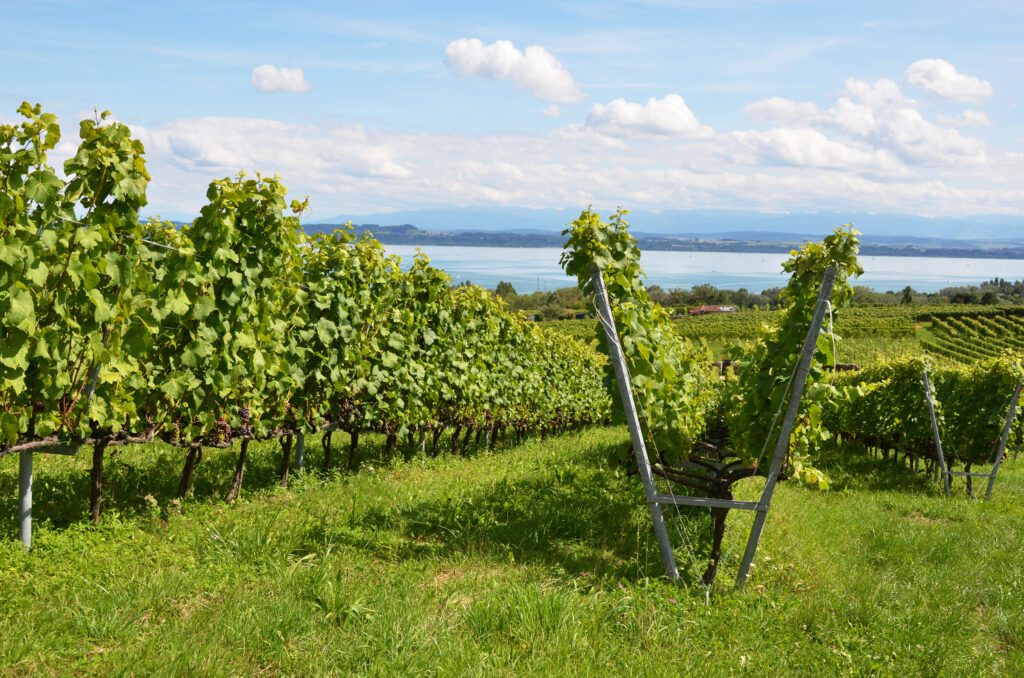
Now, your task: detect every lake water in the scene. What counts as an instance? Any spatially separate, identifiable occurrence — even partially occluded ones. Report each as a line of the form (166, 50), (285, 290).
(385, 245), (1024, 293)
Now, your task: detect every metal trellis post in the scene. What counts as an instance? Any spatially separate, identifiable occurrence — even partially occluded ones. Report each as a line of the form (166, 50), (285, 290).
(735, 265), (837, 586)
(590, 264), (837, 586)
(19, 452), (32, 550)
(922, 370), (953, 497)
(294, 430), (306, 472)
(985, 383), (1022, 500)
(590, 265), (680, 582)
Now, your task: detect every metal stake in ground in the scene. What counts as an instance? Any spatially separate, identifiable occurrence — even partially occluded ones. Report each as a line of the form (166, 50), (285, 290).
(294, 430), (306, 472)
(736, 264), (837, 587)
(922, 370), (952, 497)
(19, 451), (31, 550)
(590, 264), (681, 582)
(985, 383), (1022, 500)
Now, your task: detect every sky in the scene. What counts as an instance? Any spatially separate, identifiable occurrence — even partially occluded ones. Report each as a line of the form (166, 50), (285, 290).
(3, 0), (1023, 225)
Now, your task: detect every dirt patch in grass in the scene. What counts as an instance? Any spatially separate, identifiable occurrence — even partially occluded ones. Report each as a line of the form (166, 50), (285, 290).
(901, 511), (950, 525)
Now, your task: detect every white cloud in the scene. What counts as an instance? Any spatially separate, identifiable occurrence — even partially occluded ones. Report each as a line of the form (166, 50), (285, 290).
(730, 127), (900, 172)
(140, 117), (410, 187)
(905, 59), (993, 102)
(587, 94), (713, 138)
(121, 111), (1024, 223)
(842, 78), (913, 112)
(840, 79), (986, 164)
(444, 38), (583, 104)
(743, 97), (824, 124)
(250, 65), (311, 94)
(740, 78), (987, 166)
(542, 105), (562, 117)
(936, 110), (991, 128)
(105, 59), (1018, 221)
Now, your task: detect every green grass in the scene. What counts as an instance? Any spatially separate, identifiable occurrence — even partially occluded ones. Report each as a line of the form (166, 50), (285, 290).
(3, 429), (1024, 675)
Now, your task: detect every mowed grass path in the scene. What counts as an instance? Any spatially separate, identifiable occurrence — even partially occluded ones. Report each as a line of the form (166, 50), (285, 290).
(2, 427), (1024, 676)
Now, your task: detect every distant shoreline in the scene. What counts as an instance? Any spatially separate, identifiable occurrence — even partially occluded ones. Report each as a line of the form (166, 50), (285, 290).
(304, 224), (1024, 260)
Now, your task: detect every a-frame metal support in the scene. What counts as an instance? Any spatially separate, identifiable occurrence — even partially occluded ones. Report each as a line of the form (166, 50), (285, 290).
(591, 266), (680, 581)
(923, 371), (1022, 500)
(736, 265), (837, 586)
(922, 370), (953, 497)
(590, 264), (837, 586)
(987, 384), (1021, 500)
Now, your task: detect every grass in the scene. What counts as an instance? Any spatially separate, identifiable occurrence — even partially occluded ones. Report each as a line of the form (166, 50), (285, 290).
(2, 428), (1024, 675)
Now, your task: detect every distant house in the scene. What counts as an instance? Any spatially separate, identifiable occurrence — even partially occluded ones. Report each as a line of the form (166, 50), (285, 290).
(688, 305), (736, 316)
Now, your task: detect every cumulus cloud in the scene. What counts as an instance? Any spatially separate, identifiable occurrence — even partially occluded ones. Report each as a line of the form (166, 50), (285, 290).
(740, 77), (987, 167)
(444, 38), (583, 104)
(905, 59), (993, 101)
(841, 78), (985, 164)
(743, 97), (824, 124)
(112, 57), (1021, 221)
(142, 117), (410, 183)
(936, 110), (991, 127)
(587, 94), (713, 138)
(730, 128), (900, 172)
(122, 109), (1024, 223)
(251, 65), (311, 94)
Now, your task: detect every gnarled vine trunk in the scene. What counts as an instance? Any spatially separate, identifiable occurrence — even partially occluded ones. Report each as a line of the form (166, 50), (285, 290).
(322, 431), (333, 471)
(177, 446), (202, 498)
(279, 435), (293, 487)
(347, 430), (360, 471)
(225, 438), (249, 503)
(89, 438), (110, 523)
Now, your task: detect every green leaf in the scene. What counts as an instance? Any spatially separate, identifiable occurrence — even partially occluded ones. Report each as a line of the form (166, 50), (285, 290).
(194, 295), (215, 319)
(164, 289), (191, 315)
(87, 288), (112, 322)
(25, 262), (49, 286)
(317, 318), (337, 344)
(7, 286), (36, 331)
(23, 170), (62, 203)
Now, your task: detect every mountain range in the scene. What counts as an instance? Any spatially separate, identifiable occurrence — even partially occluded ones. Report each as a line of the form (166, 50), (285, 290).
(312, 208), (1024, 243)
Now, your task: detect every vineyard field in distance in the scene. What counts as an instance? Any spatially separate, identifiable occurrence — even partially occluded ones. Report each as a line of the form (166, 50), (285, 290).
(543, 304), (1024, 365)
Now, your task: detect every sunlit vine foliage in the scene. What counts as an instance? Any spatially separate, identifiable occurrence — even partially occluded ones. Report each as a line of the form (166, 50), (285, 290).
(1, 104), (611, 514)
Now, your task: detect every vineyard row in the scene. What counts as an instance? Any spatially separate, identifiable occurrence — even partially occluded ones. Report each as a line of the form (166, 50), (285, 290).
(1, 104), (611, 520)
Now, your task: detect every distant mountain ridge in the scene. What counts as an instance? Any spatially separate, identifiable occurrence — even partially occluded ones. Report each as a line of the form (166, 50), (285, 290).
(311, 207), (1024, 241)
(302, 223), (1024, 259)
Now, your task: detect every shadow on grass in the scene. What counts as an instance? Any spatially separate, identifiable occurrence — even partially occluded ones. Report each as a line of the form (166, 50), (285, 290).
(1, 429), (711, 585)
(309, 437), (712, 584)
(0, 432), (405, 537)
(811, 442), (939, 495)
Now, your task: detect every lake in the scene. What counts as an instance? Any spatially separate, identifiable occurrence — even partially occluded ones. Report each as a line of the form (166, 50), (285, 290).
(384, 245), (1024, 294)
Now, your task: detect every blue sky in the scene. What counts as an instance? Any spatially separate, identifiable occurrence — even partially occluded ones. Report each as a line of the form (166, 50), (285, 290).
(3, 0), (1023, 223)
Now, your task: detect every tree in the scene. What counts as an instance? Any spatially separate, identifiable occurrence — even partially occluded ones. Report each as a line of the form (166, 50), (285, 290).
(494, 280), (517, 298)
(951, 292), (978, 304)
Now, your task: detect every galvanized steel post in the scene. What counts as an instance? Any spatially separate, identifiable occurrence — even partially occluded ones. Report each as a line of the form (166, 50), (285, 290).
(590, 265), (680, 582)
(19, 451), (32, 550)
(736, 265), (837, 586)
